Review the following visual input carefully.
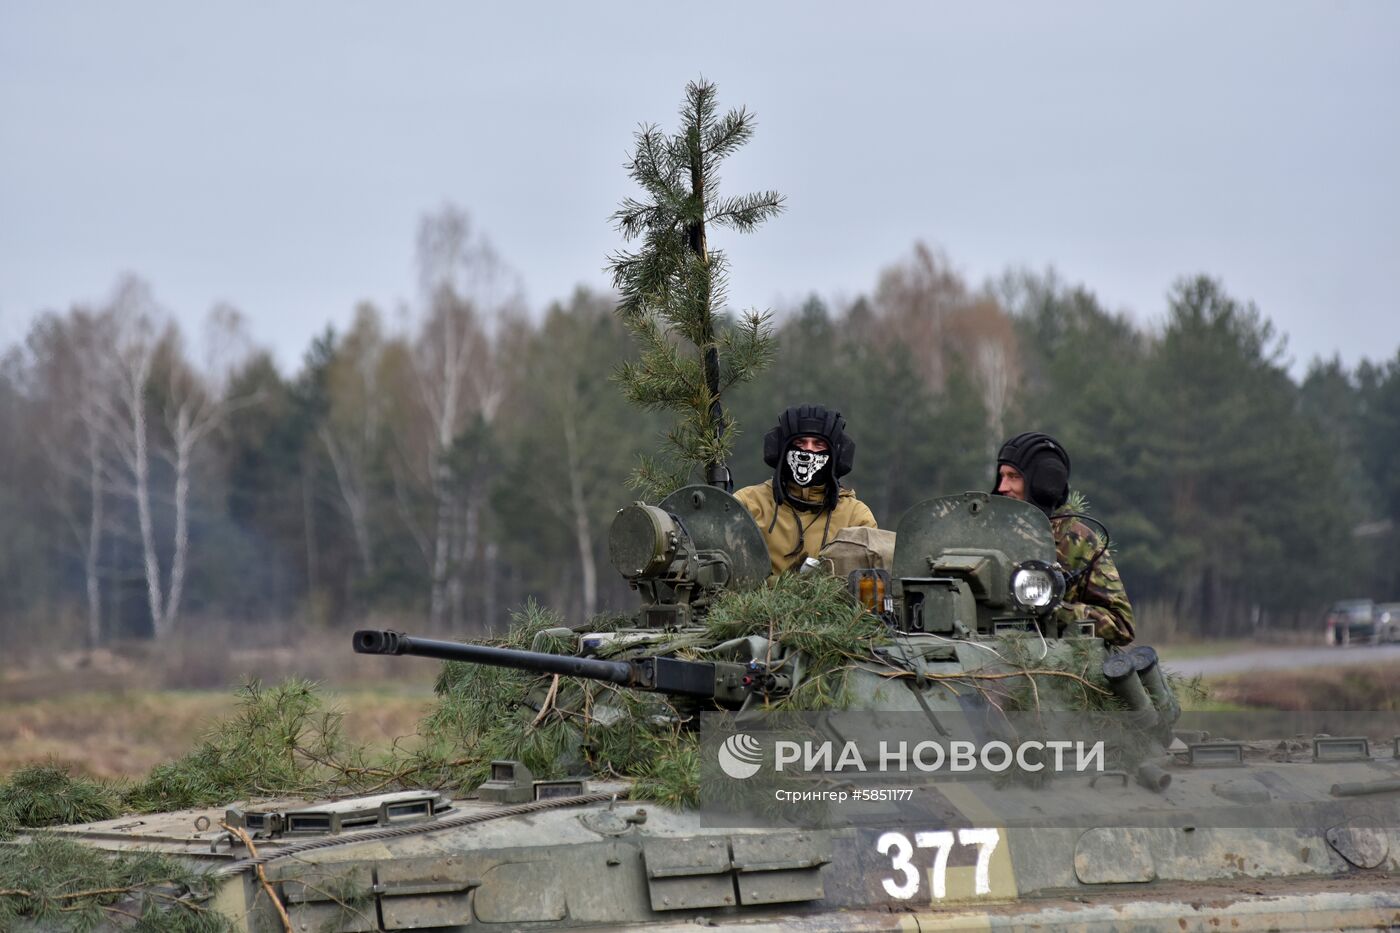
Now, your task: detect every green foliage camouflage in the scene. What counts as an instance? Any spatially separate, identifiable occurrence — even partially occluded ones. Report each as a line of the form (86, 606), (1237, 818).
(704, 571), (889, 709)
(946, 628), (1205, 716)
(0, 765), (122, 838)
(412, 600), (702, 803)
(123, 679), (353, 811)
(608, 78), (782, 496)
(0, 834), (230, 932)
(988, 633), (1118, 714)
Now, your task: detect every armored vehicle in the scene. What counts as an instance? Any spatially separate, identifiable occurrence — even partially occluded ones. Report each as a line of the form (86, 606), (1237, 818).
(24, 489), (1400, 930)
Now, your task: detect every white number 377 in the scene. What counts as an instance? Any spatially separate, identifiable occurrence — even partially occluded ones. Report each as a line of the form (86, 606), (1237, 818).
(877, 828), (1001, 900)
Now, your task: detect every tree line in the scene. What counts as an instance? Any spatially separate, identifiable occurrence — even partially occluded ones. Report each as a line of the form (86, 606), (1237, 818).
(2, 212), (1396, 647)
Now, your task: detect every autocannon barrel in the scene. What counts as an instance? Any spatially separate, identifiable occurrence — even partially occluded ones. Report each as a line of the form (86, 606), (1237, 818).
(353, 630), (637, 684)
(352, 629), (730, 700)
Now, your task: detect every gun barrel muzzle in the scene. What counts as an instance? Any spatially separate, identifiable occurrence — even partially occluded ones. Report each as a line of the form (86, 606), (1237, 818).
(354, 630), (405, 655)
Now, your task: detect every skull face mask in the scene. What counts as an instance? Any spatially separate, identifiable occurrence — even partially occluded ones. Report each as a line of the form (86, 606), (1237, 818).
(786, 448), (830, 487)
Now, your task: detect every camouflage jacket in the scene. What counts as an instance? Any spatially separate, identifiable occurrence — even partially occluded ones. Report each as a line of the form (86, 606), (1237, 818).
(1049, 507), (1135, 646)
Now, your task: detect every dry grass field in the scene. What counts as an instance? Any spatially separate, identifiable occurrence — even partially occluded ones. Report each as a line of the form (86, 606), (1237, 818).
(0, 626), (441, 781)
(3, 627), (1394, 783)
(1206, 662), (1399, 711)
(0, 686), (435, 780)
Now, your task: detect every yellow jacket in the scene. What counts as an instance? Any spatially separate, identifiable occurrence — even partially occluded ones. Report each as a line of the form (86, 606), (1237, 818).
(734, 481), (878, 577)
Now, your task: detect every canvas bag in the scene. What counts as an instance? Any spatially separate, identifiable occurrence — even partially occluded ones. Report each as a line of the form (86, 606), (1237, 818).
(816, 526), (897, 579)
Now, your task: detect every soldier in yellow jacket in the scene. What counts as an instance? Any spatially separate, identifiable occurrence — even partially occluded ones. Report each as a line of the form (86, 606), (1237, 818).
(735, 405), (877, 577)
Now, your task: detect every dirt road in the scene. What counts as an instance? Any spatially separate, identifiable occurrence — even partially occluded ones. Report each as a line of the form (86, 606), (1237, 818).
(1164, 642), (1400, 677)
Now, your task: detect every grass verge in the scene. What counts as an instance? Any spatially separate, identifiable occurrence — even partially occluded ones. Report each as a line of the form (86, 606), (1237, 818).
(1204, 662), (1398, 711)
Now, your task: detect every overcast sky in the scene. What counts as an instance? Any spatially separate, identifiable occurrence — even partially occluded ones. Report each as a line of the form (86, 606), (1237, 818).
(2, 2), (1397, 377)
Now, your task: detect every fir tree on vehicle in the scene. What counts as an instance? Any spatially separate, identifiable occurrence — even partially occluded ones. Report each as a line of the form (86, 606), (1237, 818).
(608, 78), (784, 497)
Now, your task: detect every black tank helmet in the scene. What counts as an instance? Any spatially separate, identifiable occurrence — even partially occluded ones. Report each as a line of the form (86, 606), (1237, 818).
(993, 431), (1071, 515)
(762, 404), (855, 512)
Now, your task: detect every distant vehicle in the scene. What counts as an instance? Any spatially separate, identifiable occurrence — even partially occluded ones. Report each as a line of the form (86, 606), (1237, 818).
(1324, 598), (1374, 645)
(1374, 602), (1400, 643)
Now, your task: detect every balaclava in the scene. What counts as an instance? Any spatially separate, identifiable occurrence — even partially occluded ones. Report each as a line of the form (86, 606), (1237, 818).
(992, 431), (1071, 516)
(762, 404), (855, 513)
(786, 445), (829, 488)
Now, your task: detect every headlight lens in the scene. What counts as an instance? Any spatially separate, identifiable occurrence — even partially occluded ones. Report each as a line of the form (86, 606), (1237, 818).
(1012, 568), (1055, 607)
(1010, 560), (1064, 612)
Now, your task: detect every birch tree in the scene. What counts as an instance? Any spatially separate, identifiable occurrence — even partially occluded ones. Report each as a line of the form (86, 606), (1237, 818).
(503, 292), (643, 619)
(99, 279), (259, 638)
(104, 279), (167, 636)
(408, 205), (519, 628)
(319, 304), (389, 581)
(27, 308), (119, 647)
(946, 298), (1020, 450)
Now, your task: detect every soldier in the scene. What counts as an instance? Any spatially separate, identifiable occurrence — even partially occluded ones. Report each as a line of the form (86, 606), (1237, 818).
(735, 404), (877, 577)
(993, 432), (1136, 645)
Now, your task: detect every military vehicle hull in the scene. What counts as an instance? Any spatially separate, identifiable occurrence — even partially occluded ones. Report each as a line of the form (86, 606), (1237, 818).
(39, 710), (1400, 932)
(38, 777), (1400, 931)
(15, 491), (1399, 931)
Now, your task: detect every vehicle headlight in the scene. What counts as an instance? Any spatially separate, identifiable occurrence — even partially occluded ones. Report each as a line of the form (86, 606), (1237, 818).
(1011, 560), (1064, 612)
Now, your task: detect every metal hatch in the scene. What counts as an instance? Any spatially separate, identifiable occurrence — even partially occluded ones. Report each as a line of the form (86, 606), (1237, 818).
(643, 833), (830, 911)
(227, 790), (452, 837)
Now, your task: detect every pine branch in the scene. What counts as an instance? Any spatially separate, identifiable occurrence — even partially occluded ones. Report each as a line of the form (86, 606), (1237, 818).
(709, 191), (786, 231)
(631, 452), (694, 498)
(608, 79), (783, 495)
(680, 80), (720, 166)
(703, 107), (755, 163)
(719, 311), (777, 391)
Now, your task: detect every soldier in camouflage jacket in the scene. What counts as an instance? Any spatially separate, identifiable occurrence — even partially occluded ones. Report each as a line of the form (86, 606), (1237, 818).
(1048, 506), (1135, 645)
(993, 432), (1136, 646)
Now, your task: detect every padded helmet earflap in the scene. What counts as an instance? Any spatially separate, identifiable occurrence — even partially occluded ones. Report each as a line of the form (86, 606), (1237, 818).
(1027, 454), (1069, 511)
(763, 424), (785, 469)
(831, 432), (855, 478)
